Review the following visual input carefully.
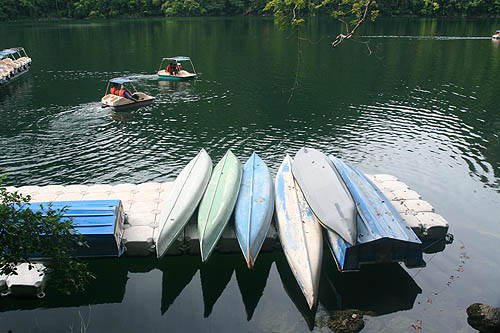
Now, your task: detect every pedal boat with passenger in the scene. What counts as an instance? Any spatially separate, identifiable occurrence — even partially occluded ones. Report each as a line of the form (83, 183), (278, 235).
(492, 30), (500, 39)
(101, 78), (155, 110)
(0, 47), (31, 86)
(157, 56), (197, 81)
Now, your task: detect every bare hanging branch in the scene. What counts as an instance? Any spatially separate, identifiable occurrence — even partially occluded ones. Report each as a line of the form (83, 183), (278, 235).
(332, 0), (373, 47)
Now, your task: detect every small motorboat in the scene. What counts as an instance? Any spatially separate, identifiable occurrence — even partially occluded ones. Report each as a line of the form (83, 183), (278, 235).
(157, 56), (197, 81)
(101, 78), (155, 110)
(0, 47), (31, 86)
(492, 30), (500, 39)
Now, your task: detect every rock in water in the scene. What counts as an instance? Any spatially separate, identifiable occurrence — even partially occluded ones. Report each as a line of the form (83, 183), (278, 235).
(324, 310), (365, 333)
(466, 303), (500, 332)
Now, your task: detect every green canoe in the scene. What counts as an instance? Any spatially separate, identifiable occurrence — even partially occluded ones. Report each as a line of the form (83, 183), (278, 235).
(198, 150), (242, 262)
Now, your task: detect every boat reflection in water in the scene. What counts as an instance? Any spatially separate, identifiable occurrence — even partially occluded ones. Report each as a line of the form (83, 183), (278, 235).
(0, 235), (452, 329)
(0, 73), (33, 104)
(319, 256), (422, 316)
(199, 253), (239, 317)
(235, 252), (274, 321)
(275, 252), (317, 331)
(159, 255), (201, 314)
(0, 258), (139, 312)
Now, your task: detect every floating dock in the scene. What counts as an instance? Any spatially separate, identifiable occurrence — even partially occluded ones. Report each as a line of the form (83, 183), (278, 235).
(3, 173), (448, 258)
(2, 173), (450, 298)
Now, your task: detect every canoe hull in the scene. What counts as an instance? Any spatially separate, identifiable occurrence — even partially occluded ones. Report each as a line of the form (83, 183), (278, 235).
(156, 149), (213, 258)
(292, 147), (357, 245)
(234, 152), (274, 268)
(275, 155), (322, 309)
(198, 150), (242, 261)
(326, 155), (425, 271)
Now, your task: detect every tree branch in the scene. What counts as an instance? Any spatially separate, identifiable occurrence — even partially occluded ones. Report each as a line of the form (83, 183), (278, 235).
(332, 0), (373, 47)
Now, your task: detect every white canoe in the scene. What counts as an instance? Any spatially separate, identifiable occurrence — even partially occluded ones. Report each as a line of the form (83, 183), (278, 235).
(275, 154), (323, 309)
(292, 147), (357, 245)
(156, 149), (212, 258)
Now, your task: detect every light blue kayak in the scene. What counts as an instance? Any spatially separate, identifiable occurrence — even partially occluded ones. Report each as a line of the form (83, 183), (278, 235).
(234, 152), (274, 269)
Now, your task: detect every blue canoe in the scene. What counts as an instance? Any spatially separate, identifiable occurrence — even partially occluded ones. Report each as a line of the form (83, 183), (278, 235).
(234, 152), (274, 269)
(326, 156), (425, 271)
(25, 200), (126, 258)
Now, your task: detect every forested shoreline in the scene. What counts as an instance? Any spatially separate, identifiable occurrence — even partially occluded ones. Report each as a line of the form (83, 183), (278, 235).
(1, 0), (500, 21)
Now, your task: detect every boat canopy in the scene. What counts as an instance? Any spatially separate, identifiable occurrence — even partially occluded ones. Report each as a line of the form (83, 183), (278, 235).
(496, 30), (500, 33)
(0, 49), (18, 55)
(162, 56), (191, 62)
(109, 77), (133, 84)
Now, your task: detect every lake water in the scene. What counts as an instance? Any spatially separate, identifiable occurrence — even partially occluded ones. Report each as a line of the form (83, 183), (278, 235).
(1, 17), (499, 332)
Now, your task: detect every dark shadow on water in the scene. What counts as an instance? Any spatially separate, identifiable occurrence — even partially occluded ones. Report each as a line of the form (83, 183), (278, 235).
(200, 252), (239, 318)
(159, 255), (200, 315)
(235, 251), (274, 321)
(0, 73), (33, 104)
(319, 254), (422, 316)
(0, 257), (150, 312)
(422, 234), (454, 254)
(275, 252), (317, 331)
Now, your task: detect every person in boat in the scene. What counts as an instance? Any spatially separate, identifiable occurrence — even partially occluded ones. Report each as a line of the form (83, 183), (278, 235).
(119, 88), (138, 101)
(166, 62), (175, 75)
(176, 62), (182, 73)
(109, 83), (119, 96)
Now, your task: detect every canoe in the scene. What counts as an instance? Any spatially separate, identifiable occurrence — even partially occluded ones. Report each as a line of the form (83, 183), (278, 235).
(198, 150), (242, 262)
(329, 155), (412, 237)
(326, 155), (424, 271)
(234, 152), (274, 269)
(292, 147), (357, 245)
(156, 149), (212, 258)
(274, 154), (323, 309)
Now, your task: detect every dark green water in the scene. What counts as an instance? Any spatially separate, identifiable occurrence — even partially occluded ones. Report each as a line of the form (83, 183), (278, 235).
(1, 17), (500, 332)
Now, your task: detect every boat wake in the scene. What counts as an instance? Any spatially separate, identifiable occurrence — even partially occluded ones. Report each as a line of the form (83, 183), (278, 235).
(362, 35), (491, 40)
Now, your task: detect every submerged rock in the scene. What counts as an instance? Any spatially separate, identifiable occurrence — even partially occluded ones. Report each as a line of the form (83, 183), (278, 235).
(466, 303), (500, 332)
(323, 310), (365, 333)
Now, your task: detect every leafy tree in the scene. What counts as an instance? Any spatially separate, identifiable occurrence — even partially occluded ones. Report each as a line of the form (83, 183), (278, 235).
(0, 176), (93, 294)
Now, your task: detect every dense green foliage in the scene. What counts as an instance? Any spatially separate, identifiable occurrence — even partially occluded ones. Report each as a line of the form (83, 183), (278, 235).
(0, 0), (499, 21)
(0, 177), (93, 294)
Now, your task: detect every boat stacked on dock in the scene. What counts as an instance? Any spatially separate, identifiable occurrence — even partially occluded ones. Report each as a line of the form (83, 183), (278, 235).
(234, 152), (274, 269)
(0, 47), (31, 86)
(198, 150), (242, 262)
(274, 155), (323, 309)
(156, 149), (212, 259)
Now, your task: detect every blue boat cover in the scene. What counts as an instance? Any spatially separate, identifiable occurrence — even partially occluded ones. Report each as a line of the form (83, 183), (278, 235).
(165, 56), (191, 61)
(109, 77), (133, 84)
(25, 200), (125, 258)
(326, 156), (425, 271)
(0, 49), (17, 56)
